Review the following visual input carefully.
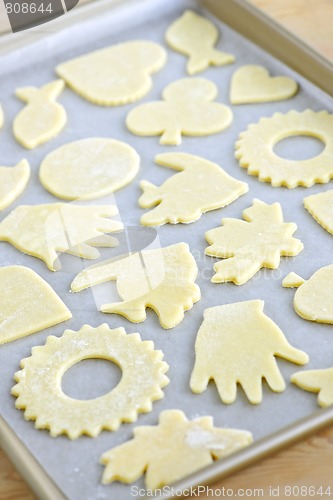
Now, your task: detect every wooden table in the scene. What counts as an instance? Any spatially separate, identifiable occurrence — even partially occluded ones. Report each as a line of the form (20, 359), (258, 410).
(1, 1), (333, 498)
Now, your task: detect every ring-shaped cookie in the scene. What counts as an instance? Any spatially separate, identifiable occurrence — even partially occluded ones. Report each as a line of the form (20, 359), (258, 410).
(235, 110), (333, 188)
(12, 324), (169, 439)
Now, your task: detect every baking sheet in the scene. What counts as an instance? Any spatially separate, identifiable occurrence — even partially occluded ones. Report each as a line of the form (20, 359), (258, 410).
(0, 0), (333, 498)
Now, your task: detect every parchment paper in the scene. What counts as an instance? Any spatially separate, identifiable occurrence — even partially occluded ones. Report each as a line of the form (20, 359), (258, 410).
(0, 0), (333, 498)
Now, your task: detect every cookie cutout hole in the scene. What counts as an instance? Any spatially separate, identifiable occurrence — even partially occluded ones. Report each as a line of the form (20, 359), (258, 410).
(274, 135), (325, 161)
(62, 358), (122, 400)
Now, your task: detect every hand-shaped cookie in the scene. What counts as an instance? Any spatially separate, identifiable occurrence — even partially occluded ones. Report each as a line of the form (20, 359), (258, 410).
(205, 199), (303, 284)
(190, 300), (309, 404)
(126, 78), (233, 145)
(71, 242), (200, 329)
(0, 203), (122, 271)
(291, 367), (333, 407)
(101, 409), (252, 489)
(139, 153), (248, 225)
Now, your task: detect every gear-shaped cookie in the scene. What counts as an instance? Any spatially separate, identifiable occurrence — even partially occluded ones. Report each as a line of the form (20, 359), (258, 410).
(235, 110), (333, 188)
(12, 324), (169, 439)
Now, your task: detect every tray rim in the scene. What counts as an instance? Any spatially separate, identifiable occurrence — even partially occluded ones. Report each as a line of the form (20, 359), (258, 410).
(1, 1), (333, 498)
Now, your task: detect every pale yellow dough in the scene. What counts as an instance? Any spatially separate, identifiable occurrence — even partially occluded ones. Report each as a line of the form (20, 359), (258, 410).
(236, 110), (333, 188)
(282, 272), (305, 288)
(71, 243), (200, 329)
(230, 65), (298, 104)
(165, 10), (235, 75)
(39, 138), (140, 200)
(190, 300), (309, 405)
(12, 324), (169, 439)
(0, 160), (30, 210)
(126, 78), (233, 145)
(101, 409), (252, 489)
(205, 199), (303, 285)
(304, 189), (333, 235)
(284, 264), (333, 324)
(0, 266), (71, 344)
(0, 204), (123, 271)
(56, 41), (166, 106)
(13, 80), (66, 149)
(291, 368), (333, 408)
(139, 152), (248, 226)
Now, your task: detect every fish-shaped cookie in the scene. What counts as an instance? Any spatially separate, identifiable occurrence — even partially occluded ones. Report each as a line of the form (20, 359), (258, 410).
(13, 80), (66, 149)
(166, 10), (235, 74)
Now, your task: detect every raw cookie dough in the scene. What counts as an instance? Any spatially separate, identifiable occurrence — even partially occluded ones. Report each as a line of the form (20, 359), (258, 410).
(283, 264), (333, 324)
(282, 272), (305, 288)
(139, 152), (248, 225)
(190, 300), (309, 404)
(304, 189), (333, 235)
(71, 243), (200, 329)
(0, 266), (71, 344)
(126, 78), (233, 145)
(235, 110), (333, 188)
(291, 367), (333, 407)
(12, 324), (169, 439)
(0, 204), (123, 271)
(205, 199), (303, 285)
(56, 41), (166, 106)
(0, 160), (30, 210)
(101, 409), (253, 489)
(165, 10), (235, 75)
(13, 80), (66, 149)
(230, 65), (298, 104)
(39, 138), (140, 200)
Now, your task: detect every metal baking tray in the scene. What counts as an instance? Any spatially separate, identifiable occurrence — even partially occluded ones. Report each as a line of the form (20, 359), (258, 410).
(1, 0), (333, 498)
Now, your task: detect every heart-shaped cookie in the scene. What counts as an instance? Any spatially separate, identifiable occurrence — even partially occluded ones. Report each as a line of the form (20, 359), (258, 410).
(230, 65), (298, 104)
